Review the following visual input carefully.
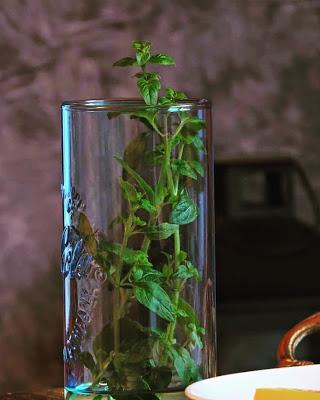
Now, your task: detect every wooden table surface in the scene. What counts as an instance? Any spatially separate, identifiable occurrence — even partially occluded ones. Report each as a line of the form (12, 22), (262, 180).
(0, 389), (63, 400)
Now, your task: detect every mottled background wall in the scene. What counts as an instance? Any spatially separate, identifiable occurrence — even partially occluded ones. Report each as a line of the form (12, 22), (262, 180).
(0, 0), (320, 393)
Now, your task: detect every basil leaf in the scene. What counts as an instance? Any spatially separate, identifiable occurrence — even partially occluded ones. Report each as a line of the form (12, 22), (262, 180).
(170, 192), (197, 225)
(113, 57), (137, 67)
(149, 53), (175, 65)
(124, 132), (147, 168)
(131, 40), (153, 67)
(171, 347), (199, 385)
(165, 87), (187, 101)
(183, 116), (205, 132)
(98, 239), (152, 267)
(128, 110), (157, 127)
(144, 149), (164, 166)
(140, 198), (156, 213)
(115, 157), (154, 201)
(134, 281), (175, 321)
(172, 159), (197, 180)
(80, 351), (96, 373)
(131, 266), (162, 283)
(133, 215), (146, 226)
(144, 366), (172, 390)
(92, 396), (103, 400)
(93, 324), (114, 363)
(178, 298), (199, 326)
(137, 73), (161, 106)
(173, 261), (200, 281)
(119, 178), (139, 204)
(123, 248), (152, 267)
(107, 111), (121, 119)
(192, 136), (206, 153)
(162, 264), (173, 279)
(142, 223), (178, 240)
(181, 134), (196, 145)
(136, 50), (151, 66)
(158, 97), (172, 105)
(159, 88), (187, 105)
(132, 40), (151, 51)
(187, 323), (205, 349)
(190, 160), (204, 177)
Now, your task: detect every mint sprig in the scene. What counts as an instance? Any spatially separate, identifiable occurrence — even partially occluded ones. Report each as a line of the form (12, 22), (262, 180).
(113, 40), (179, 106)
(74, 40), (207, 398)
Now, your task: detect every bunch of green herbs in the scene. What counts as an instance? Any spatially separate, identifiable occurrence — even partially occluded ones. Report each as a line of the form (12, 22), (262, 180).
(76, 41), (206, 400)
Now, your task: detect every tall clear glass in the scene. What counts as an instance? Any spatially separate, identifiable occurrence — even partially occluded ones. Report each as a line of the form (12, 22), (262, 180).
(61, 99), (216, 399)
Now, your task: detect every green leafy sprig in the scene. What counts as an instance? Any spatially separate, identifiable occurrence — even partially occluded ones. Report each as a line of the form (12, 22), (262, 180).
(73, 40), (207, 399)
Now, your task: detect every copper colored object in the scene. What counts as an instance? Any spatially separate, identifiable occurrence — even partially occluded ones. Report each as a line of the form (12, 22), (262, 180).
(277, 312), (320, 367)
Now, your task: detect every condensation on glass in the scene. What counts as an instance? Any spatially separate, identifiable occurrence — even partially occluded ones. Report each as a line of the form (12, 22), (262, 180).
(61, 99), (216, 399)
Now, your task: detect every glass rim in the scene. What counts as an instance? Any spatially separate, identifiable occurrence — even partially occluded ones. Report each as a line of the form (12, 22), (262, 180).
(61, 97), (211, 112)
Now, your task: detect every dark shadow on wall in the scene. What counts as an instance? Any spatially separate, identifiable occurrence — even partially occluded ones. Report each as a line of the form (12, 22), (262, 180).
(0, 262), (63, 393)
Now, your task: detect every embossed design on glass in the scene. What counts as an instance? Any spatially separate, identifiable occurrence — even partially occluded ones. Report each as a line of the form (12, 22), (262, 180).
(61, 99), (216, 399)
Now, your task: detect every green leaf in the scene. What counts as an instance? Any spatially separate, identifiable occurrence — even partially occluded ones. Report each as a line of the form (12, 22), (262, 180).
(137, 73), (161, 106)
(132, 40), (151, 52)
(149, 53), (175, 65)
(113, 57), (137, 67)
(190, 160), (205, 177)
(193, 135), (206, 153)
(136, 50), (151, 66)
(80, 351), (96, 373)
(170, 192), (197, 225)
(158, 97), (172, 105)
(78, 212), (97, 255)
(154, 179), (167, 206)
(183, 116), (205, 132)
(178, 250), (188, 263)
(109, 214), (123, 229)
(93, 324), (114, 363)
(170, 347), (199, 385)
(128, 110), (157, 131)
(98, 239), (152, 268)
(144, 149), (164, 166)
(119, 178), (139, 204)
(124, 132), (147, 168)
(125, 337), (155, 364)
(144, 366), (172, 390)
(107, 111), (121, 119)
(133, 215), (146, 226)
(131, 266), (162, 283)
(142, 223), (178, 240)
(140, 198), (156, 213)
(172, 159), (197, 180)
(187, 323), (205, 349)
(134, 281), (175, 321)
(162, 263), (173, 279)
(159, 88), (187, 105)
(92, 396), (103, 400)
(165, 87), (187, 101)
(173, 261), (200, 281)
(115, 157), (154, 201)
(178, 298), (199, 326)
(181, 134), (196, 145)
(123, 248), (152, 267)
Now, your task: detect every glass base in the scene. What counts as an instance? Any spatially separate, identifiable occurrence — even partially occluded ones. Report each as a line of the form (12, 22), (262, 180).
(65, 388), (186, 400)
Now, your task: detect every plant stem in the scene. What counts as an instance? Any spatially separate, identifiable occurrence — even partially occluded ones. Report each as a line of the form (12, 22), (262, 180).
(161, 121), (184, 361)
(113, 216), (131, 353)
(174, 143), (184, 193)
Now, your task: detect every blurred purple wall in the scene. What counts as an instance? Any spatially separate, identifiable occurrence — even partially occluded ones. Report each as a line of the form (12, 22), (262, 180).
(0, 0), (319, 392)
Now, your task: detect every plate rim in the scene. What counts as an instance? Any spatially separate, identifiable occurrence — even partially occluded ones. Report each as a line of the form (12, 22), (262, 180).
(185, 364), (320, 400)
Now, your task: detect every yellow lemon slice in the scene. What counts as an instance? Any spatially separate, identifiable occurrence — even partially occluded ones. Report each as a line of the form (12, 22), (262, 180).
(255, 388), (320, 399)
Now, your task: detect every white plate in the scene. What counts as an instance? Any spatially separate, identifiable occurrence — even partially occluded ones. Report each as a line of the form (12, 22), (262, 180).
(185, 364), (320, 400)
